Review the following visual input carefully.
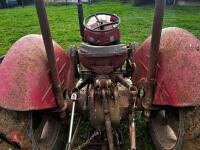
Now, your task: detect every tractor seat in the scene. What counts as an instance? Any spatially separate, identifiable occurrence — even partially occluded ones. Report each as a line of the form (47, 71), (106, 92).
(79, 43), (127, 57)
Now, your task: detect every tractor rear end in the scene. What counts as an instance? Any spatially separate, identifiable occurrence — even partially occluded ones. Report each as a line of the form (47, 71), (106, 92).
(0, 0), (200, 150)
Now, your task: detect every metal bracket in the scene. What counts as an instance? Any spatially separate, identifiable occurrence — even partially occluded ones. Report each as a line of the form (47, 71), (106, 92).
(71, 93), (78, 101)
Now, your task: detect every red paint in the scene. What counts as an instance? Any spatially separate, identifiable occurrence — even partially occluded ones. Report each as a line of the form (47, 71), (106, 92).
(132, 27), (200, 106)
(0, 34), (75, 111)
(78, 49), (128, 74)
(84, 28), (120, 46)
(8, 131), (21, 144)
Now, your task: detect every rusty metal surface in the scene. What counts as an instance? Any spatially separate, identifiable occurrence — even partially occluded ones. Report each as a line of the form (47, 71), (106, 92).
(87, 77), (130, 129)
(102, 89), (114, 150)
(132, 27), (200, 106)
(84, 27), (120, 46)
(35, 0), (66, 110)
(146, 0), (165, 105)
(78, 48), (128, 74)
(0, 34), (75, 111)
(129, 117), (136, 150)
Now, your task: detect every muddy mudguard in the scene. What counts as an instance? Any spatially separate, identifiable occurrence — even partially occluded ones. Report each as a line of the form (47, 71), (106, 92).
(132, 27), (200, 107)
(0, 34), (75, 111)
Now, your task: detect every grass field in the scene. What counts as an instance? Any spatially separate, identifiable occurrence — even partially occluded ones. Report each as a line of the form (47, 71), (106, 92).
(0, 1), (199, 56)
(0, 1), (199, 149)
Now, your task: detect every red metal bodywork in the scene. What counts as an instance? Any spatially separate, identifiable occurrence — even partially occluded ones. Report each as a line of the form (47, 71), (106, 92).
(0, 34), (75, 111)
(132, 27), (200, 106)
(84, 28), (120, 46)
(78, 49), (128, 74)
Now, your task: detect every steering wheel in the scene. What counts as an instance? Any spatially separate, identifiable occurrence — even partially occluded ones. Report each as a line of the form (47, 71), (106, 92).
(83, 13), (120, 32)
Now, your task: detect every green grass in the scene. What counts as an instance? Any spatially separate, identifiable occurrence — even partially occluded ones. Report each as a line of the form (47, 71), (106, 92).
(0, 1), (199, 56)
(0, 1), (199, 149)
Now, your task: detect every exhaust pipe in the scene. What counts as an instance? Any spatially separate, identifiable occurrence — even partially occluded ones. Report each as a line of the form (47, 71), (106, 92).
(77, 0), (85, 38)
(35, 0), (65, 111)
(146, 0), (165, 105)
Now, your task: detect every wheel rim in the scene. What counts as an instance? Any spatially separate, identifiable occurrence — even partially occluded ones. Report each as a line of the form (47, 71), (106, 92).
(30, 111), (62, 149)
(150, 109), (184, 150)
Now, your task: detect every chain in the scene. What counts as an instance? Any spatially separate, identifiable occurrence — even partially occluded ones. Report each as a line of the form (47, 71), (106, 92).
(73, 130), (101, 150)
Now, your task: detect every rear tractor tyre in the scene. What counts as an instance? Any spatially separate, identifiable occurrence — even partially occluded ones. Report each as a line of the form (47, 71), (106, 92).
(0, 109), (31, 149)
(29, 111), (69, 150)
(149, 107), (200, 150)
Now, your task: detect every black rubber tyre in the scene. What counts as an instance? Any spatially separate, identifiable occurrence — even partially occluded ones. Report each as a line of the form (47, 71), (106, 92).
(148, 107), (200, 150)
(0, 109), (31, 149)
(29, 111), (69, 150)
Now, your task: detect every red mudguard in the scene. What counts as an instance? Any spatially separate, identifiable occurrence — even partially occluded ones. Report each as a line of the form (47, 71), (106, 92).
(0, 34), (75, 111)
(132, 27), (200, 107)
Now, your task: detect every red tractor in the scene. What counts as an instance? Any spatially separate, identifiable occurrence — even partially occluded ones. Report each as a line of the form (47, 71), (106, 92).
(0, 0), (199, 149)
